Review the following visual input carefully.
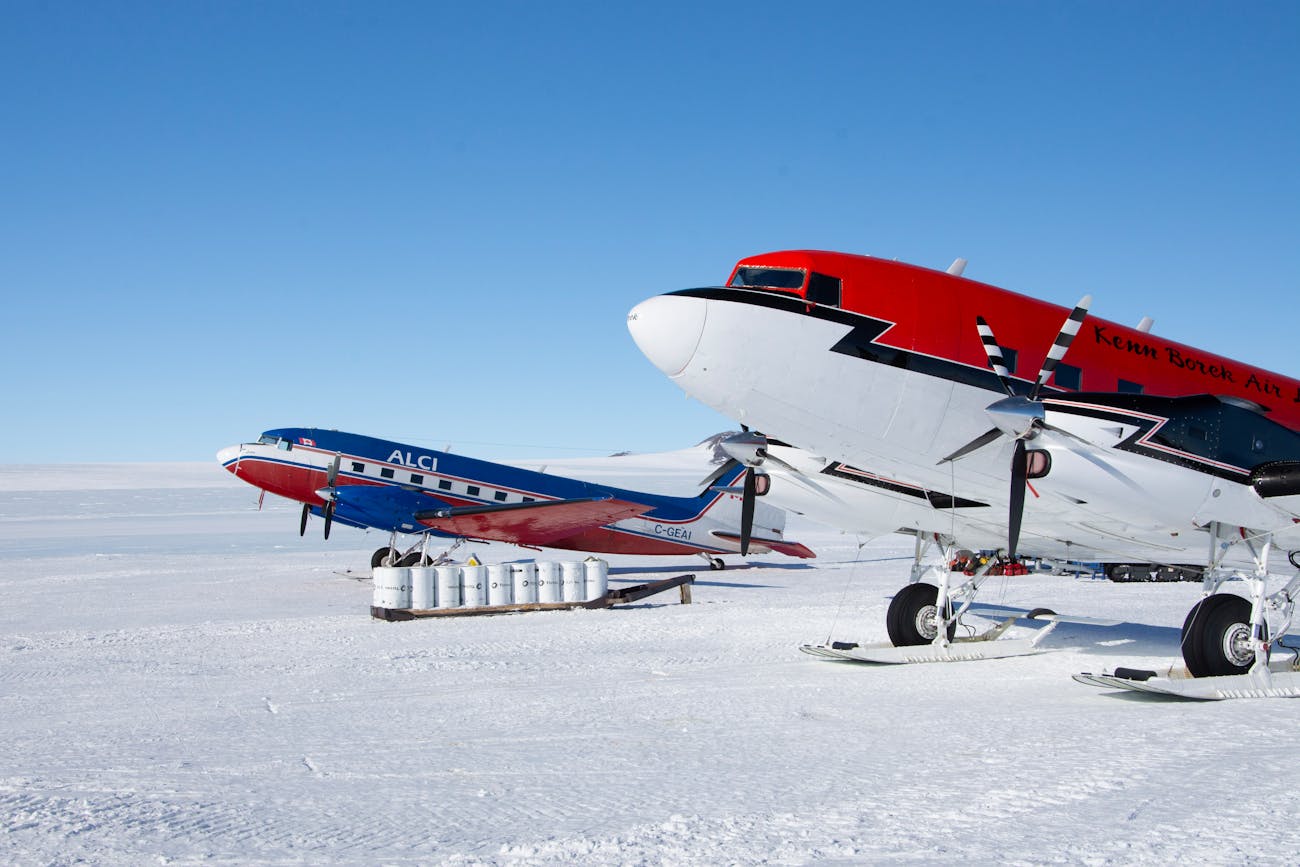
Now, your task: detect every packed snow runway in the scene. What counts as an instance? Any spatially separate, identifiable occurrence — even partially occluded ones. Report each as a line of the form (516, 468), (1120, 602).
(3, 463), (1300, 864)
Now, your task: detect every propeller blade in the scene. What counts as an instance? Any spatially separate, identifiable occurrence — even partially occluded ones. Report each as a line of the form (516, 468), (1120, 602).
(326, 453), (341, 487)
(1029, 294), (1091, 401)
(299, 502), (310, 537)
(939, 427), (1005, 464)
(975, 316), (1016, 396)
(323, 501), (334, 540)
(1008, 440), (1027, 560)
(739, 469), (756, 555)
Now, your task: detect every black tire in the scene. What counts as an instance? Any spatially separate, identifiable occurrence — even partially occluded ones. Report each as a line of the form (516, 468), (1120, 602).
(371, 547), (397, 568)
(1181, 594), (1261, 677)
(397, 551), (429, 567)
(886, 582), (957, 647)
(710, 558), (725, 571)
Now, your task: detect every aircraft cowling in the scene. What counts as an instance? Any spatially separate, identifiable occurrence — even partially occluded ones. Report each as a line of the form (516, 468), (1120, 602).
(1251, 461), (1300, 499)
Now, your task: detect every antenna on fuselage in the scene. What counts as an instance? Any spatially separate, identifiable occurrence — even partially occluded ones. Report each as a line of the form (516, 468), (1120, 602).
(1136, 316), (1154, 333)
(947, 258), (967, 277)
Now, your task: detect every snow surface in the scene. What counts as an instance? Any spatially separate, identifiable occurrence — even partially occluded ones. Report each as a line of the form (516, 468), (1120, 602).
(4, 461), (1300, 865)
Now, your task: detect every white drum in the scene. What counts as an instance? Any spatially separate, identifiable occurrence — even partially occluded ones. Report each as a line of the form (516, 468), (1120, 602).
(560, 561), (585, 603)
(511, 562), (538, 605)
(583, 558), (609, 601)
(372, 566), (412, 610)
(460, 564), (487, 608)
(435, 565), (461, 609)
(536, 561), (562, 603)
(410, 566), (436, 609)
(487, 564), (512, 606)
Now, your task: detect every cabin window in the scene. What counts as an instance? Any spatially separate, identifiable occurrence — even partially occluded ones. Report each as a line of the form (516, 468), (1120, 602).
(410, 474), (423, 485)
(1118, 379), (1144, 394)
(380, 468), (395, 479)
(351, 462), (364, 473)
(466, 485), (480, 497)
(806, 272), (842, 307)
(438, 479), (452, 491)
(729, 267), (805, 290)
(494, 491), (508, 502)
(1001, 347), (1018, 374)
(1053, 363), (1081, 390)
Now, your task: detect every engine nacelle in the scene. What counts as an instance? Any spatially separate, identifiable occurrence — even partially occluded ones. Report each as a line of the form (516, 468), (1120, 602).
(1251, 461), (1300, 498)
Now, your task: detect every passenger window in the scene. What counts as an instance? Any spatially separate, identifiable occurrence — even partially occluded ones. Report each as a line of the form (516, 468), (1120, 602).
(467, 485), (480, 497)
(351, 462), (364, 472)
(494, 491), (508, 502)
(1001, 348), (1018, 374)
(1118, 379), (1144, 394)
(410, 474), (423, 485)
(1053, 363), (1081, 390)
(380, 468), (394, 479)
(438, 480), (452, 491)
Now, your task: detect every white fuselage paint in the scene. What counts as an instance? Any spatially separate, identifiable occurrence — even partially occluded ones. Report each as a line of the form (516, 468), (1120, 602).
(632, 293), (1300, 568)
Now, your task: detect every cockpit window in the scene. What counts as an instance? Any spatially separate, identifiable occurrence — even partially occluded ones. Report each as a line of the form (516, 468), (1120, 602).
(729, 267), (806, 290)
(806, 272), (842, 307)
(257, 434), (292, 451)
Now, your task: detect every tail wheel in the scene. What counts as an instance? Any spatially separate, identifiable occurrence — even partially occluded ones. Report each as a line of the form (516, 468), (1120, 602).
(886, 582), (957, 647)
(1181, 593), (1261, 677)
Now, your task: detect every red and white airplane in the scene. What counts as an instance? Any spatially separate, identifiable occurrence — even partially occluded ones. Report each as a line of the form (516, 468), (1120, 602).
(219, 428), (814, 569)
(629, 250), (1300, 693)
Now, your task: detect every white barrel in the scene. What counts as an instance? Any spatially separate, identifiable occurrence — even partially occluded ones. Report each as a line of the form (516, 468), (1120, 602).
(410, 566), (436, 609)
(583, 558), (609, 601)
(511, 562), (538, 605)
(536, 561), (562, 603)
(460, 564), (487, 608)
(435, 565), (461, 609)
(560, 561), (585, 603)
(372, 566), (412, 610)
(487, 564), (512, 606)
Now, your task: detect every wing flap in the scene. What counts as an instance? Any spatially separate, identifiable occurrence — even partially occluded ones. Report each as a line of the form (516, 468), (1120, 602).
(415, 497), (650, 545)
(713, 532), (817, 559)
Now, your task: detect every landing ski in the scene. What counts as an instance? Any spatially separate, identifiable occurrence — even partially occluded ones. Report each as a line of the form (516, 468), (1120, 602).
(1074, 668), (1300, 700)
(799, 637), (1049, 665)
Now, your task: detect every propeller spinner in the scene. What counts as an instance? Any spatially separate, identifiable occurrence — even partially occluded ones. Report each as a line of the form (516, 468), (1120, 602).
(301, 453), (343, 540)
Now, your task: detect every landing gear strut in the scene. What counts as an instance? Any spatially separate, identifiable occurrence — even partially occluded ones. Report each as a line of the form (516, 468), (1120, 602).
(1179, 523), (1299, 679)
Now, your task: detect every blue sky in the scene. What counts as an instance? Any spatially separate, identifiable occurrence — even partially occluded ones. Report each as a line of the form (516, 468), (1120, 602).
(2, 1), (1296, 464)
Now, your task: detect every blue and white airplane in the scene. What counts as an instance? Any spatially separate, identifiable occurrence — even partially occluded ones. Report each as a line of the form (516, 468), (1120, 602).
(217, 428), (815, 568)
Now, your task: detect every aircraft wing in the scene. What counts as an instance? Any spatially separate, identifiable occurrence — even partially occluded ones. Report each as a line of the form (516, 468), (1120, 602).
(414, 497), (651, 546)
(712, 532), (817, 559)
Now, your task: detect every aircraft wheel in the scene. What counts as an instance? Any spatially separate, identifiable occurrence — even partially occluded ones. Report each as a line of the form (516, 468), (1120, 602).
(886, 582), (956, 647)
(1181, 593), (1260, 677)
(371, 547), (398, 568)
(710, 557), (726, 571)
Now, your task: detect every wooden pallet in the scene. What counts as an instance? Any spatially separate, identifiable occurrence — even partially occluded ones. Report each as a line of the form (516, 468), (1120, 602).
(370, 573), (695, 621)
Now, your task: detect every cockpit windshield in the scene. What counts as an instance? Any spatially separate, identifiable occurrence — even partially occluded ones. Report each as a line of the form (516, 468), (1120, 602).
(258, 434), (292, 451)
(729, 267), (806, 290)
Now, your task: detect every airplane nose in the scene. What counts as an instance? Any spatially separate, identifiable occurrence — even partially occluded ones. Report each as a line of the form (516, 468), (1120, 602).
(216, 445), (243, 470)
(627, 294), (707, 377)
